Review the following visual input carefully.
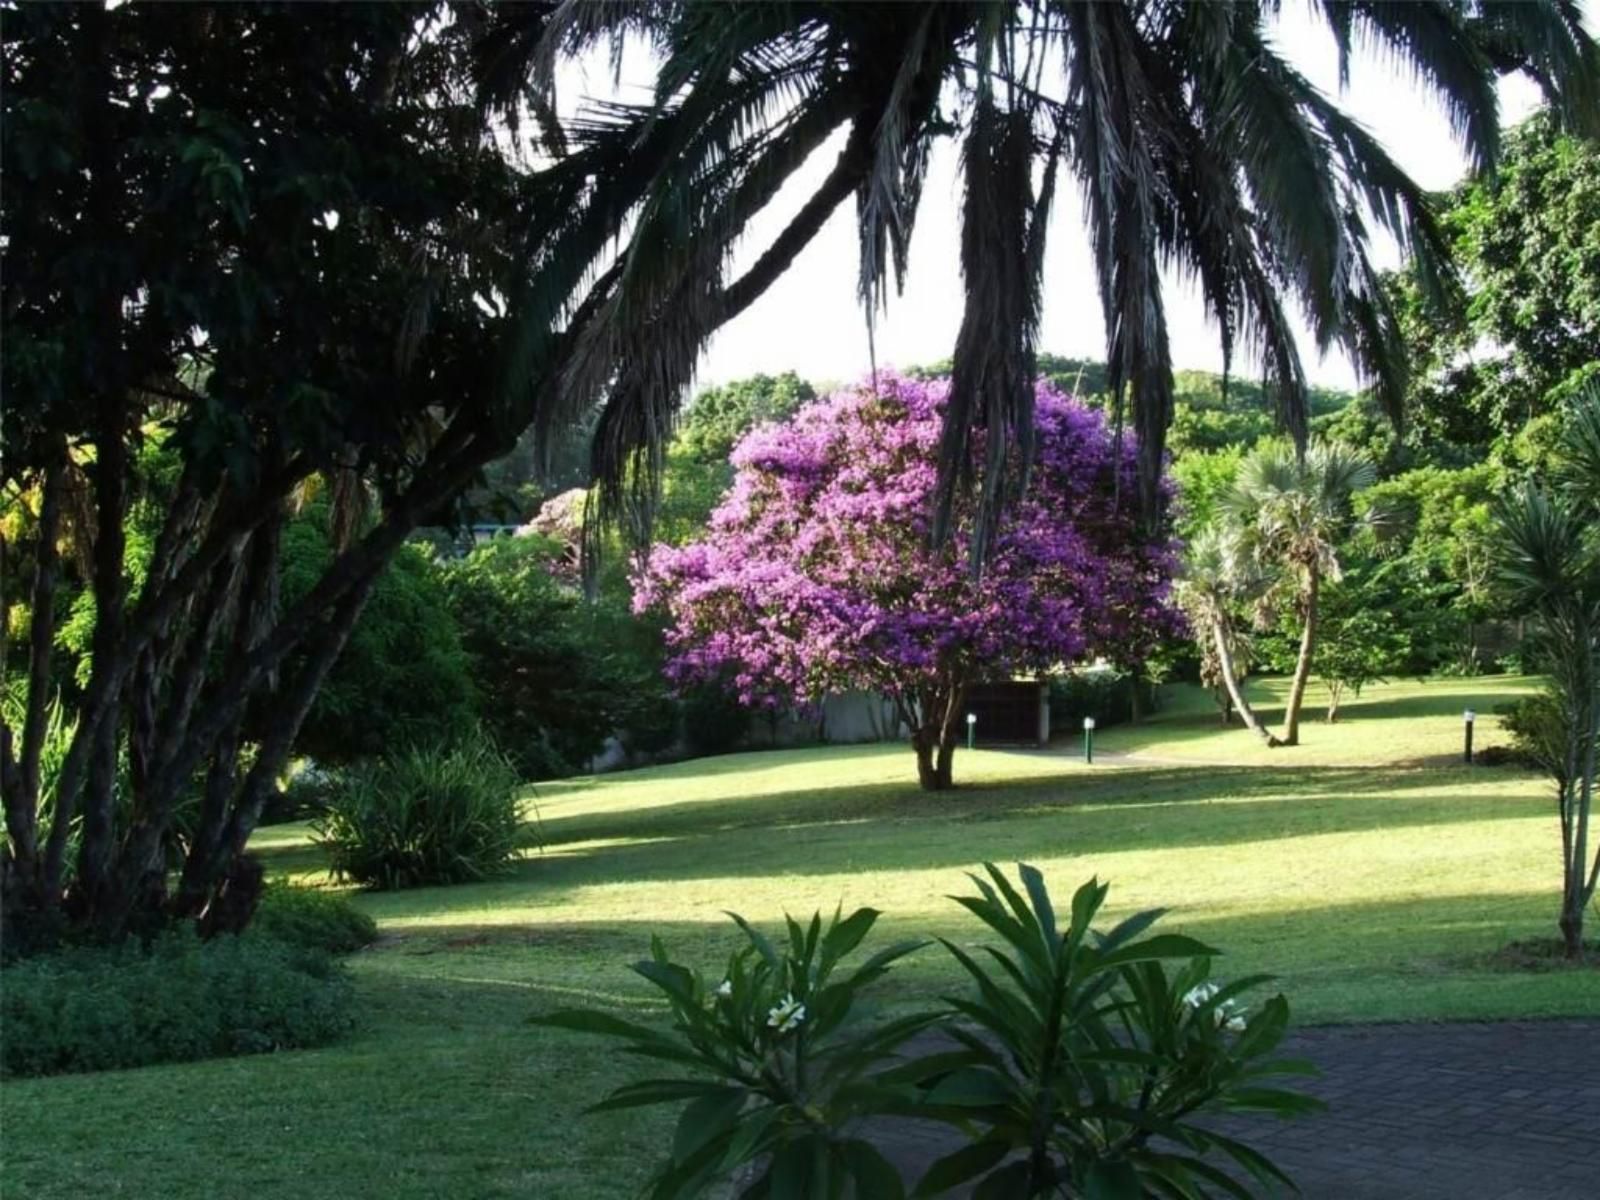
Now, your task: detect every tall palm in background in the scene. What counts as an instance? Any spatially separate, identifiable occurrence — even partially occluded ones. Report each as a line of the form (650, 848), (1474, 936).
(481, 0), (1598, 549)
(1224, 442), (1378, 746)
(1174, 525), (1280, 746)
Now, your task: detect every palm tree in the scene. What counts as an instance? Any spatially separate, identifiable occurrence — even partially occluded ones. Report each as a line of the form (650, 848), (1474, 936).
(1174, 525), (1279, 746)
(1496, 381), (1600, 959)
(481, 1), (1598, 544)
(1224, 442), (1377, 746)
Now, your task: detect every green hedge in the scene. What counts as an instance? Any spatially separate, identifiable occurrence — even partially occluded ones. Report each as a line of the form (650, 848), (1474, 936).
(1, 929), (355, 1078)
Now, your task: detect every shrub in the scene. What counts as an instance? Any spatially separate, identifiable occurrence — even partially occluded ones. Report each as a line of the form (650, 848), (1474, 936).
(542, 864), (1317, 1199)
(253, 882), (379, 954)
(440, 536), (674, 780)
(1497, 694), (1570, 776)
(537, 905), (931, 1197)
(313, 734), (524, 890)
(1, 928), (354, 1078)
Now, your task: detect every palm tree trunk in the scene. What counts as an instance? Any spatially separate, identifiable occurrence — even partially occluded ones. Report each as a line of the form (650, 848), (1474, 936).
(1210, 617), (1278, 747)
(1281, 566), (1320, 747)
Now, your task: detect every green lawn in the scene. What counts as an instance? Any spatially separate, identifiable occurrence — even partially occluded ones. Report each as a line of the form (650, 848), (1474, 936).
(4, 674), (1594, 1200)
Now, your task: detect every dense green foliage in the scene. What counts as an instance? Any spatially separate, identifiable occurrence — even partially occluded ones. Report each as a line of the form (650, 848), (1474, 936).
(676, 372), (816, 465)
(1397, 113), (1600, 460)
(1, 928), (353, 1078)
(0, 0), (541, 942)
(314, 734), (525, 891)
(281, 515), (476, 765)
(1047, 669), (1156, 731)
(439, 536), (673, 779)
(253, 882), (379, 956)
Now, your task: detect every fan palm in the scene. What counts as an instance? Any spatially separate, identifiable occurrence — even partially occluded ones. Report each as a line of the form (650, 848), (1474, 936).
(1174, 524), (1280, 746)
(1224, 441), (1377, 746)
(1496, 380), (1600, 959)
(483, 0), (1598, 546)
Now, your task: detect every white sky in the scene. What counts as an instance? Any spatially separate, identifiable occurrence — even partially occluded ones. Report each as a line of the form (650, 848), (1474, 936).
(563, 1), (1589, 394)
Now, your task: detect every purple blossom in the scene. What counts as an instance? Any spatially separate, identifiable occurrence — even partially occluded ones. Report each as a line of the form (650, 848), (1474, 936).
(635, 374), (1181, 758)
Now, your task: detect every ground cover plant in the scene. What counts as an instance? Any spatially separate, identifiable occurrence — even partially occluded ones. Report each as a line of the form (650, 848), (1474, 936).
(1, 927), (353, 1078)
(3, 676), (1595, 1199)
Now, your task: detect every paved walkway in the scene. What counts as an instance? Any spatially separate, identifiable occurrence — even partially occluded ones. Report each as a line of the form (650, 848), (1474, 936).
(868, 1021), (1599, 1198)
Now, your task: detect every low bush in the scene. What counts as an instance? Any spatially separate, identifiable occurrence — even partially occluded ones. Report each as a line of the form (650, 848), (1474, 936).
(1497, 695), (1567, 774)
(1, 929), (354, 1078)
(253, 882), (379, 954)
(440, 536), (675, 780)
(314, 733), (524, 890)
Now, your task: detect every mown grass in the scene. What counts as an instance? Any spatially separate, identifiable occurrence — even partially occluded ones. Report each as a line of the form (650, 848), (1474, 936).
(4, 674), (1593, 1200)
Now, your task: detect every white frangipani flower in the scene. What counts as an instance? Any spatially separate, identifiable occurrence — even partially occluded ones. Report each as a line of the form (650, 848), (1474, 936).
(1183, 981), (1249, 1032)
(1181, 982), (1220, 1009)
(713, 980), (733, 999)
(766, 993), (806, 1034)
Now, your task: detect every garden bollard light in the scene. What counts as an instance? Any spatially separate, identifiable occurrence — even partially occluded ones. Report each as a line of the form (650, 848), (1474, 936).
(1463, 709), (1475, 764)
(1083, 716), (1096, 764)
(966, 712), (977, 750)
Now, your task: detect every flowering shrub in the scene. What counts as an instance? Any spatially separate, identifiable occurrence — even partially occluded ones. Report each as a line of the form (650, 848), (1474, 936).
(537, 864), (1318, 1199)
(635, 375), (1180, 789)
(535, 906), (934, 1198)
(904, 866), (1319, 1197)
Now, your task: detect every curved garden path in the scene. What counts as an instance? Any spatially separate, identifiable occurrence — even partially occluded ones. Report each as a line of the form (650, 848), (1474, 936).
(872, 1020), (1599, 1198)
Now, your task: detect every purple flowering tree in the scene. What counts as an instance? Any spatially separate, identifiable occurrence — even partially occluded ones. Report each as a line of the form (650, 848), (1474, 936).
(634, 375), (1179, 790)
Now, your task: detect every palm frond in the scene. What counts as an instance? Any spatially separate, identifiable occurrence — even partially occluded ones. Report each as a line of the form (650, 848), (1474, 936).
(1466, 0), (1600, 139)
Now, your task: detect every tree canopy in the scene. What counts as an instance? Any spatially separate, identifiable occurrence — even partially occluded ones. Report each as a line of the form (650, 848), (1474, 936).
(635, 374), (1179, 789)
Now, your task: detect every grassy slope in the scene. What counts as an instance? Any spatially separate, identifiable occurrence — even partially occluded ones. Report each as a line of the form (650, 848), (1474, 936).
(5, 674), (1594, 1200)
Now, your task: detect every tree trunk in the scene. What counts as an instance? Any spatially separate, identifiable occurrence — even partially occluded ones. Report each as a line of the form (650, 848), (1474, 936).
(1210, 618), (1278, 747)
(1326, 681), (1343, 724)
(1128, 665), (1144, 725)
(1559, 903), (1584, 960)
(911, 683), (965, 791)
(913, 729), (944, 790)
(1281, 566), (1321, 747)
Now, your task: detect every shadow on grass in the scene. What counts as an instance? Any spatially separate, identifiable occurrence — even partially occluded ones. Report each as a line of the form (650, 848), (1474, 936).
(341, 888), (1588, 1027)
(250, 761), (1552, 929)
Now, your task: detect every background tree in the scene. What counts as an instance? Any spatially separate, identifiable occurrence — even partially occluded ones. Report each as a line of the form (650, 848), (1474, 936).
(1224, 442), (1378, 746)
(439, 535), (673, 780)
(1173, 527), (1277, 743)
(636, 375), (1179, 791)
(0, 0), (851, 944)
(677, 373), (817, 466)
(1391, 110), (1600, 459)
(1496, 382), (1600, 959)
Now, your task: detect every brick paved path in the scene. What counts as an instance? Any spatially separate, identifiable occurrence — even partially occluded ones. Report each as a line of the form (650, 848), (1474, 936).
(868, 1021), (1599, 1199)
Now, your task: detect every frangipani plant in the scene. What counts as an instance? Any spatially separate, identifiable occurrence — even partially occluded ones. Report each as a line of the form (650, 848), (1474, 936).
(535, 906), (934, 1199)
(902, 866), (1321, 1198)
